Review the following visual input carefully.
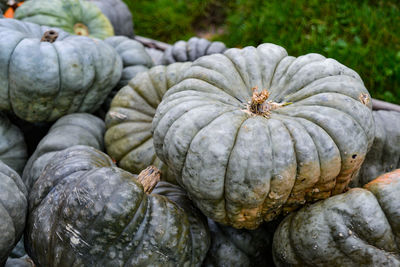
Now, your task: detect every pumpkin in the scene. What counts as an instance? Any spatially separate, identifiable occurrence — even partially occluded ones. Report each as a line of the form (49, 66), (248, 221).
(273, 169), (400, 266)
(0, 18), (122, 122)
(14, 0), (114, 39)
(203, 219), (278, 267)
(22, 113), (104, 190)
(146, 47), (164, 66)
(351, 110), (400, 187)
(152, 43), (375, 229)
(162, 37), (227, 65)
(26, 146), (210, 266)
(0, 113), (27, 174)
(105, 62), (191, 183)
(87, 0), (134, 37)
(5, 256), (35, 267)
(0, 160), (28, 266)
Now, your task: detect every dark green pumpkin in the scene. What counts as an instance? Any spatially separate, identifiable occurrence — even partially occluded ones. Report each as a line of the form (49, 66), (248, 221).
(162, 37), (227, 65)
(0, 160), (27, 266)
(26, 146), (210, 266)
(0, 18), (122, 122)
(22, 113), (104, 190)
(105, 62), (191, 182)
(14, 0), (114, 39)
(153, 43), (374, 229)
(273, 169), (400, 266)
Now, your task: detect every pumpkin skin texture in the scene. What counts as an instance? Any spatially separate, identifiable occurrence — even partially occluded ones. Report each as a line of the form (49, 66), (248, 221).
(162, 37), (227, 65)
(14, 0), (114, 39)
(5, 256), (35, 267)
(146, 47), (164, 66)
(22, 113), (104, 191)
(0, 18), (122, 122)
(105, 62), (191, 182)
(26, 146), (210, 267)
(152, 43), (375, 229)
(272, 169), (400, 267)
(0, 160), (28, 266)
(351, 110), (400, 187)
(0, 113), (27, 174)
(87, 0), (134, 37)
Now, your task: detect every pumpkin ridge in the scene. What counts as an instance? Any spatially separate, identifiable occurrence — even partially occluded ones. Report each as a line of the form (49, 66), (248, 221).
(117, 134), (153, 163)
(148, 70), (165, 104)
(7, 36), (25, 113)
(49, 38), (63, 122)
(126, 85), (158, 117)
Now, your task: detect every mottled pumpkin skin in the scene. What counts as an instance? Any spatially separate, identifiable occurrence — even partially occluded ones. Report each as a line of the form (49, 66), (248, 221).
(105, 63), (191, 182)
(15, 0), (114, 39)
(162, 37), (227, 65)
(351, 110), (400, 187)
(0, 113), (27, 174)
(5, 256), (35, 267)
(273, 169), (400, 267)
(0, 161), (27, 266)
(153, 43), (374, 229)
(87, 0), (134, 37)
(26, 146), (210, 267)
(203, 219), (278, 267)
(22, 113), (104, 190)
(0, 19), (122, 122)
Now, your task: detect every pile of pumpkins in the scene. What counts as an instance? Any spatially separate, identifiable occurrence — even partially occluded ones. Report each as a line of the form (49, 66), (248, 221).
(0, 0), (400, 266)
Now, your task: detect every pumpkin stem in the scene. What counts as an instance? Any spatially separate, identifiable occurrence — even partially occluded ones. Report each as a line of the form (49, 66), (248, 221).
(41, 30), (59, 43)
(246, 86), (292, 118)
(137, 166), (161, 194)
(73, 23), (89, 36)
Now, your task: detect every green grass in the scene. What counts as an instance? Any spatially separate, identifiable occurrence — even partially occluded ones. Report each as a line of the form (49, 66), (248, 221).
(124, 0), (400, 104)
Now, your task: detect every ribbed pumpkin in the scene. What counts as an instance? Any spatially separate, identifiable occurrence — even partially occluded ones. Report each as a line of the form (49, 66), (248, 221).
(26, 146), (210, 266)
(351, 110), (400, 187)
(105, 62), (191, 182)
(22, 113), (104, 190)
(87, 0), (134, 37)
(14, 0), (114, 39)
(153, 43), (375, 229)
(0, 19), (122, 122)
(0, 113), (27, 174)
(162, 37), (227, 65)
(273, 169), (400, 266)
(146, 47), (164, 66)
(0, 160), (27, 266)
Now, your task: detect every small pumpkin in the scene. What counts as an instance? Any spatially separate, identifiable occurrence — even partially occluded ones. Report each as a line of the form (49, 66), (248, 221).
(162, 37), (227, 65)
(22, 113), (104, 190)
(0, 160), (27, 266)
(26, 146), (210, 266)
(146, 47), (164, 66)
(0, 18), (122, 122)
(351, 110), (400, 187)
(273, 169), (400, 266)
(153, 43), (375, 229)
(14, 0), (114, 39)
(105, 62), (191, 182)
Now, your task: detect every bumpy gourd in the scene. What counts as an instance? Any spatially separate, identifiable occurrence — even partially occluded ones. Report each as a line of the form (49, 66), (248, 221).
(0, 19), (122, 122)
(153, 43), (375, 229)
(351, 110), (400, 187)
(162, 37), (227, 65)
(0, 161), (27, 266)
(0, 113), (27, 174)
(105, 62), (191, 182)
(26, 146), (210, 267)
(22, 113), (104, 190)
(273, 169), (400, 267)
(14, 0), (114, 39)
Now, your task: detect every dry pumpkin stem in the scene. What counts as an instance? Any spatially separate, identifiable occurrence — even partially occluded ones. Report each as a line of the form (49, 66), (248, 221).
(137, 166), (161, 194)
(40, 30), (58, 43)
(359, 93), (370, 105)
(73, 23), (89, 36)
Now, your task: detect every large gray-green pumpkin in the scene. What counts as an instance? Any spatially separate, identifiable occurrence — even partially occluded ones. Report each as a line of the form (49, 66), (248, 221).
(26, 146), (210, 266)
(0, 160), (27, 266)
(273, 168), (400, 266)
(22, 113), (104, 190)
(153, 43), (375, 229)
(105, 62), (191, 182)
(14, 0), (114, 39)
(351, 110), (400, 187)
(0, 113), (27, 174)
(0, 18), (122, 122)
(87, 0), (134, 37)
(162, 37), (227, 65)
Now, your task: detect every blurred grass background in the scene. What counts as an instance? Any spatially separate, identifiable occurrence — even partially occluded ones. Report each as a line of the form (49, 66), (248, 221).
(124, 0), (400, 104)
